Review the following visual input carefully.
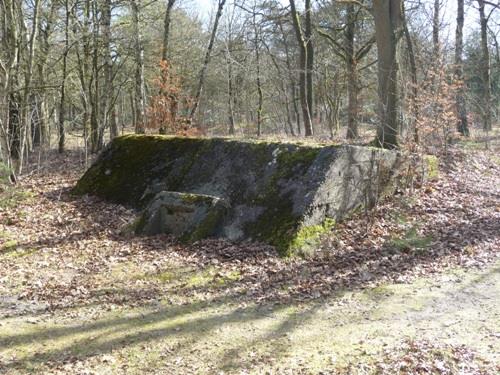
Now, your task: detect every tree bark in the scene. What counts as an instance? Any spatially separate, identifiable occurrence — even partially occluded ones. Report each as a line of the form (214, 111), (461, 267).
(477, 0), (492, 132)
(402, 1), (419, 142)
(345, 4), (358, 140)
(278, 20), (301, 135)
(102, 0), (117, 140)
(289, 0), (313, 136)
(433, 0), (440, 60)
(90, 0), (100, 151)
(225, 50), (236, 135)
(304, 0), (314, 128)
(131, 0), (146, 134)
(455, 0), (469, 136)
(373, 0), (402, 149)
(58, 0), (70, 153)
(34, 0), (57, 148)
(162, 0), (176, 61)
(253, 10), (263, 137)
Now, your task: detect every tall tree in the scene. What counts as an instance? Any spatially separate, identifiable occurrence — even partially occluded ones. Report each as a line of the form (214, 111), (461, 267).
(289, 0), (313, 136)
(318, 3), (374, 140)
(477, 0), (492, 132)
(0, 0), (20, 174)
(162, 0), (177, 62)
(373, 0), (402, 149)
(455, 0), (469, 136)
(58, 0), (70, 153)
(433, 0), (441, 59)
(401, 1), (419, 142)
(102, 0), (118, 140)
(131, 0), (146, 134)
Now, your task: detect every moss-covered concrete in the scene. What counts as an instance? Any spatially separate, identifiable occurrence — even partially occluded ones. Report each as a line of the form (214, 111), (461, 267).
(74, 135), (402, 255)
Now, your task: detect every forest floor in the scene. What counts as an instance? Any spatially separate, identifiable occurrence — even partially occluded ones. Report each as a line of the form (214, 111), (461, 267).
(0, 136), (499, 374)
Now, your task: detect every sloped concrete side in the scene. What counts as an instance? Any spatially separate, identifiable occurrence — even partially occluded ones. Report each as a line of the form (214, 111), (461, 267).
(74, 135), (401, 255)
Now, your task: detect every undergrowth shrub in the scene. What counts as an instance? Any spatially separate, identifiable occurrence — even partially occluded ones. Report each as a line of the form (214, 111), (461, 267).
(146, 60), (202, 137)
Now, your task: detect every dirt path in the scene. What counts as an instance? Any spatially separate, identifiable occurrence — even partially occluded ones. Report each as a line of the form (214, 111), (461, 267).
(0, 147), (499, 374)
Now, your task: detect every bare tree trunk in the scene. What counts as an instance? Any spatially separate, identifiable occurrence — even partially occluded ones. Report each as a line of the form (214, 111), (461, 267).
(252, 9), (263, 137)
(1, 0), (21, 174)
(278, 20), (300, 135)
(58, 0), (70, 153)
(131, 0), (146, 134)
(35, 0), (57, 148)
(478, 0), (492, 132)
(15, 0), (41, 173)
(74, 0), (92, 148)
(190, 0), (226, 123)
(455, 0), (469, 136)
(373, 0), (402, 149)
(346, 4), (358, 140)
(402, 1), (419, 142)
(162, 0), (176, 61)
(90, 0), (100, 151)
(305, 0), (314, 128)
(433, 0), (440, 60)
(256, 57), (263, 136)
(102, 0), (117, 140)
(289, 0), (313, 136)
(225, 50), (236, 135)
(157, 0), (177, 134)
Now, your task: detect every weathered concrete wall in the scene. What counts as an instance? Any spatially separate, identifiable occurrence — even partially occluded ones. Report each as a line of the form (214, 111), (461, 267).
(74, 135), (402, 255)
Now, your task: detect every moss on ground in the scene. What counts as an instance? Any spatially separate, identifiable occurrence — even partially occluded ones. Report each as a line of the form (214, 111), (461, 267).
(389, 226), (433, 253)
(0, 188), (34, 210)
(1, 239), (18, 252)
(288, 218), (336, 257)
(423, 155), (439, 180)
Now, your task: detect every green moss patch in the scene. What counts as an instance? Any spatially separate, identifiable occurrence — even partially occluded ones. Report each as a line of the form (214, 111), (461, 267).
(288, 218), (336, 257)
(0, 188), (34, 210)
(423, 155), (439, 180)
(389, 226), (433, 253)
(1, 239), (18, 252)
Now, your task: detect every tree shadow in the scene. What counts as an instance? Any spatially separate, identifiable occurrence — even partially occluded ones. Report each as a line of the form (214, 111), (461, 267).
(2, 146), (499, 372)
(0, 295), (328, 373)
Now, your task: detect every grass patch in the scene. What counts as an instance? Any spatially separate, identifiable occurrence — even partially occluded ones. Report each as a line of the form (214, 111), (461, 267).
(0, 188), (35, 210)
(132, 265), (243, 290)
(1, 239), (18, 252)
(185, 267), (242, 288)
(491, 155), (500, 166)
(389, 226), (433, 253)
(458, 139), (486, 150)
(4, 247), (39, 258)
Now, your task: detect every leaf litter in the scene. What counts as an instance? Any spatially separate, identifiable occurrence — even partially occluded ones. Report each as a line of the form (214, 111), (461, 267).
(0, 146), (498, 373)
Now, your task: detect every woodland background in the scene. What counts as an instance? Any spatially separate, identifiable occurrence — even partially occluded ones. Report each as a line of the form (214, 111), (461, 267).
(1, 0), (499, 177)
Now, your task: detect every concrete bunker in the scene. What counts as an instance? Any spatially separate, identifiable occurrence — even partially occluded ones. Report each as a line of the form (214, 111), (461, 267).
(74, 135), (402, 255)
